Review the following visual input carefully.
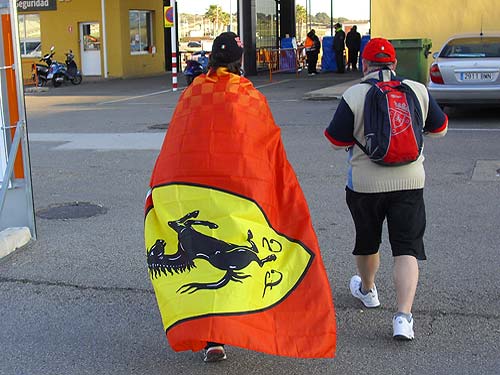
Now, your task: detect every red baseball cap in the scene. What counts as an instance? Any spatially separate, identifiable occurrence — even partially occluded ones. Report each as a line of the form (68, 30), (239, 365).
(361, 38), (396, 63)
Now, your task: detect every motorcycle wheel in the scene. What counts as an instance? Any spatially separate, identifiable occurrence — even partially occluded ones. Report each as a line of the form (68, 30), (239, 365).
(52, 73), (63, 87)
(185, 75), (194, 86)
(71, 75), (82, 85)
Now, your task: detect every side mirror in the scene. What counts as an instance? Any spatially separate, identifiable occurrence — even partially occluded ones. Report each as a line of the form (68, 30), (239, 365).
(432, 52), (439, 59)
(50, 46), (55, 52)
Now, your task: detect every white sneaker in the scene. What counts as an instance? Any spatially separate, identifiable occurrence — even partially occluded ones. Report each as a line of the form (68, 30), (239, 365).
(349, 275), (380, 308)
(203, 345), (227, 362)
(393, 313), (415, 340)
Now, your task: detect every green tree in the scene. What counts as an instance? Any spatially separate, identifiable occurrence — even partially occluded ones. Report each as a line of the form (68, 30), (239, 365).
(296, 4), (307, 41)
(218, 11), (230, 32)
(314, 12), (331, 26)
(204, 5), (228, 36)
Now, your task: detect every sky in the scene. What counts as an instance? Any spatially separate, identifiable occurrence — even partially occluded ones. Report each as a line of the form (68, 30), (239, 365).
(298, 0), (370, 20)
(177, 0), (370, 20)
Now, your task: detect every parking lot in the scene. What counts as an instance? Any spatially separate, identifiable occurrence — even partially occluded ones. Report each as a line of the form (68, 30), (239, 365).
(1, 71), (499, 375)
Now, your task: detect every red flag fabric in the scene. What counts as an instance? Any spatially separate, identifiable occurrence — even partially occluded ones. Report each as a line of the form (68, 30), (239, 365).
(144, 68), (336, 358)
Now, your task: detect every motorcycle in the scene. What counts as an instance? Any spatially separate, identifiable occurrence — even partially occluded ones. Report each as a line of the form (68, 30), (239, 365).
(47, 49), (83, 87)
(183, 50), (209, 86)
(32, 46), (55, 86)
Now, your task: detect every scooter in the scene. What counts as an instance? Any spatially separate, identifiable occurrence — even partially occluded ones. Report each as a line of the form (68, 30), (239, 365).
(64, 50), (83, 85)
(47, 49), (82, 87)
(183, 50), (209, 85)
(32, 46), (55, 86)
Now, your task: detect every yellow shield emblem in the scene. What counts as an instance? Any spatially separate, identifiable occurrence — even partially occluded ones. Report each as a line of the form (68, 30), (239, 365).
(145, 183), (313, 331)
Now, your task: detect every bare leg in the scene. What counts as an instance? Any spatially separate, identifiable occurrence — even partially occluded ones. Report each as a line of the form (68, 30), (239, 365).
(355, 253), (380, 292)
(393, 255), (418, 314)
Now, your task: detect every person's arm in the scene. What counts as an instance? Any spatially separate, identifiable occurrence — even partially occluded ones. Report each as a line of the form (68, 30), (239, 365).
(424, 93), (448, 137)
(324, 98), (355, 149)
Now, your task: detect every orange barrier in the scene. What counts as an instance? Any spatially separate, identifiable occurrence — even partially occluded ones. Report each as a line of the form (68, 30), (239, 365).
(31, 63), (38, 86)
(17, 58), (39, 86)
(257, 47), (302, 81)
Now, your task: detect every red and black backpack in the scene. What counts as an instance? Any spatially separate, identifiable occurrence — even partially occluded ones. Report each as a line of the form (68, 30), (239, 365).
(355, 70), (424, 166)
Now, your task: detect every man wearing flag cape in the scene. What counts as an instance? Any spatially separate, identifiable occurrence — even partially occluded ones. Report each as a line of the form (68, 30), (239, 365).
(144, 32), (336, 362)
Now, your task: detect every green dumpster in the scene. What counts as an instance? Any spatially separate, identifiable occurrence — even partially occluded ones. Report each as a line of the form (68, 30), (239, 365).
(389, 38), (432, 84)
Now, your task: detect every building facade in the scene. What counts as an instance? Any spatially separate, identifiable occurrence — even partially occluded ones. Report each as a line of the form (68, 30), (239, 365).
(371, 0), (500, 61)
(18, 0), (166, 82)
(18, 0), (500, 82)
(18, 0), (300, 81)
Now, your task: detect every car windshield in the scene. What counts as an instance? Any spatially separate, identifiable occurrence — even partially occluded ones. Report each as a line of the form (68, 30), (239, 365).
(440, 37), (500, 58)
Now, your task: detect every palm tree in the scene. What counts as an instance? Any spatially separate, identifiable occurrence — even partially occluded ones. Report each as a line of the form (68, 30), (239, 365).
(204, 5), (229, 36)
(296, 5), (307, 42)
(218, 11), (230, 32)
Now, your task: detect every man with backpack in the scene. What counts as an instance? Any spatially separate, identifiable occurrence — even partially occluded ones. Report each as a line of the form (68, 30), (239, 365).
(324, 38), (448, 340)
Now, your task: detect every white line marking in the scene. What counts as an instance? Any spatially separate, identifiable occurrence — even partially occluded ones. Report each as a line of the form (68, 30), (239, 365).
(268, 99), (300, 102)
(29, 133), (164, 150)
(448, 128), (500, 131)
(97, 89), (174, 105)
(254, 79), (292, 89)
(96, 79), (292, 105)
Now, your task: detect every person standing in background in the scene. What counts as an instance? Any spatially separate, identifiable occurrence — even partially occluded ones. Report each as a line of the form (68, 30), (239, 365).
(333, 23), (346, 73)
(305, 29), (321, 75)
(346, 25), (361, 71)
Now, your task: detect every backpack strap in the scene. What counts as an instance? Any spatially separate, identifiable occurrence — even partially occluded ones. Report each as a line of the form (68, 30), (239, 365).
(353, 137), (368, 154)
(353, 71), (394, 153)
(354, 69), (401, 154)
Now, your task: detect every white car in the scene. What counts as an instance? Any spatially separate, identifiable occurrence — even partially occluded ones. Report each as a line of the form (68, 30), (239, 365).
(427, 33), (500, 106)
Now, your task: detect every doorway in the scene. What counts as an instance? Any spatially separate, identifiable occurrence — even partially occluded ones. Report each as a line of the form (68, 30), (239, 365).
(79, 22), (102, 76)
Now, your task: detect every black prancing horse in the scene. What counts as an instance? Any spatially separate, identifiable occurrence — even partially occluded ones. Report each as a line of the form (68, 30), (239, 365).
(147, 210), (276, 294)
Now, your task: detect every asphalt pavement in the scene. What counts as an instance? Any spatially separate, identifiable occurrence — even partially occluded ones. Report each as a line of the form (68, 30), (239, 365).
(1, 69), (499, 375)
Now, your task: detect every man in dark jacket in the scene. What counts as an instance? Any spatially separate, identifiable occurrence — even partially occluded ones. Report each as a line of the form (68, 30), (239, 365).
(333, 23), (345, 73)
(346, 25), (361, 71)
(305, 29), (321, 75)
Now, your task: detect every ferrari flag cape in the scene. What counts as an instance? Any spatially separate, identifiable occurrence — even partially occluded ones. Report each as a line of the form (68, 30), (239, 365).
(144, 68), (336, 358)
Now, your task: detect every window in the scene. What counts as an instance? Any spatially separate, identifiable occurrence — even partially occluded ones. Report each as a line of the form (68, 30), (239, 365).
(18, 14), (41, 57)
(129, 10), (153, 54)
(441, 37), (500, 58)
(256, 0), (278, 49)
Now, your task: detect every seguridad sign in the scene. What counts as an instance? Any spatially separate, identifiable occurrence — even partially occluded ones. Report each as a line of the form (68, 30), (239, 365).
(17, 0), (57, 11)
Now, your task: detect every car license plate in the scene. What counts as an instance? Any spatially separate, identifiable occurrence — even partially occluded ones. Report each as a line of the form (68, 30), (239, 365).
(461, 72), (493, 81)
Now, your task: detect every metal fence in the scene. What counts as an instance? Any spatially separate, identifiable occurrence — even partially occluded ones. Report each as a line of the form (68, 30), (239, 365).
(256, 47), (305, 81)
